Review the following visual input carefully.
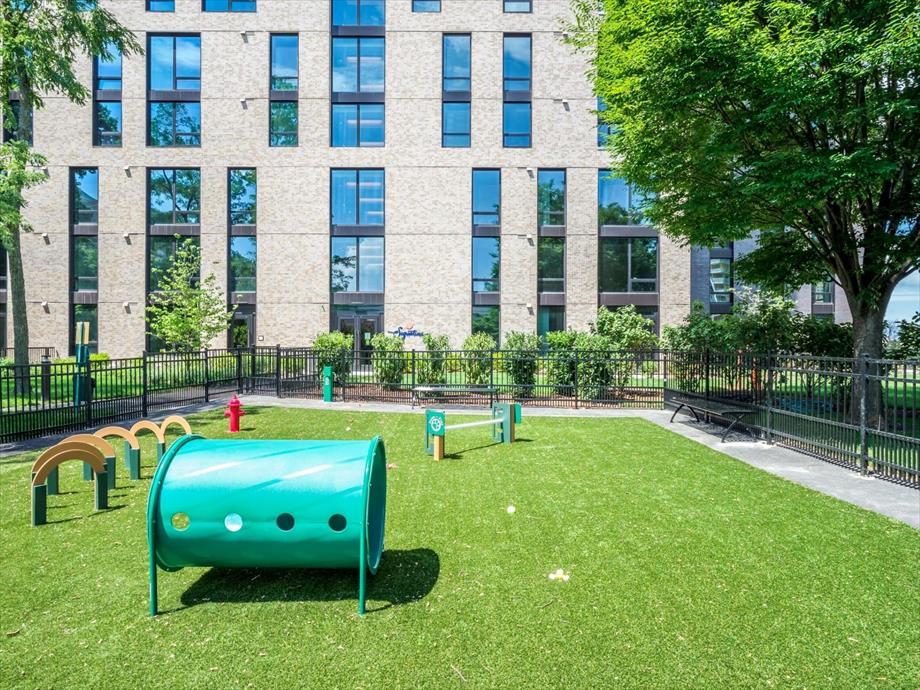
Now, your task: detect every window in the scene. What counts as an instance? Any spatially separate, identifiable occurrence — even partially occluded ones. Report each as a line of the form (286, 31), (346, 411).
(71, 169), (99, 225)
(332, 0), (384, 26)
(270, 35), (298, 91)
(472, 306), (500, 343)
(331, 169), (384, 226)
(538, 237), (564, 293)
(443, 34), (471, 92)
(93, 45), (122, 146)
(229, 169), (256, 225)
(203, 0), (256, 11)
(332, 38), (385, 94)
(599, 237), (658, 292)
(331, 237), (384, 292)
(472, 237), (500, 293)
(147, 0), (174, 10)
(813, 281), (834, 304)
(503, 35), (531, 147)
(148, 35), (201, 147)
(597, 96), (614, 148)
(413, 0), (440, 11)
(148, 169), (201, 225)
(73, 305), (98, 354)
(538, 170), (565, 226)
(270, 102), (298, 146)
(149, 236), (200, 292)
(598, 173), (652, 225)
(230, 237), (257, 292)
(504, 0), (532, 11)
(332, 103), (385, 147)
(442, 102), (470, 148)
(472, 170), (500, 226)
(538, 306), (565, 337)
(709, 258), (732, 304)
(73, 237), (98, 291)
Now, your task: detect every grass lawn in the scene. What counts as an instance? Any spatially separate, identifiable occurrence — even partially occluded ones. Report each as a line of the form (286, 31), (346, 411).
(1, 407), (918, 688)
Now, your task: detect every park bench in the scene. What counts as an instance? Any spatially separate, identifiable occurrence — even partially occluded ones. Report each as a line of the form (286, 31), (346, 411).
(668, 395), (759, 442)
(411, 385), (497, 408)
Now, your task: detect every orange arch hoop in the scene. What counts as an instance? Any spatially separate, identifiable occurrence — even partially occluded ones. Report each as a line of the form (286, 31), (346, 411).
(32, 442), (106, 487)
(95, 426), (140, 450)
(160, 415), (192, 438)
(131, 420), (165, 443)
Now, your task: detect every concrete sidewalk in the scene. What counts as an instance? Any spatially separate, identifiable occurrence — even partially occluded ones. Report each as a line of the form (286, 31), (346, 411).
(239, 395), (920, 529)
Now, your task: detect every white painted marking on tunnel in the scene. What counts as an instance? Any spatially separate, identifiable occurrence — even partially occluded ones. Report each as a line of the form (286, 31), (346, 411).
(178, 461), (243, 478)
(281, 464), (333, 480)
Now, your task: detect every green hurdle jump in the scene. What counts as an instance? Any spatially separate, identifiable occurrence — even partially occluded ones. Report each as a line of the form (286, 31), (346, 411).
(424, 402), (522, 460)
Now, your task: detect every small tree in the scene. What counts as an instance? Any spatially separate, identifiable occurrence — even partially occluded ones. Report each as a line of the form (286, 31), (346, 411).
(461, 332), (496, 385)
(370, 333), (405, 389)
(591, 306), (659, 351)
(418, 333), (450, 385)
(545, 330), (579, 395)
(314, 331), (354, 383)
(889, 313), (920, 359)
(503, 331), (541, 395)
(145, 239), (234, 352)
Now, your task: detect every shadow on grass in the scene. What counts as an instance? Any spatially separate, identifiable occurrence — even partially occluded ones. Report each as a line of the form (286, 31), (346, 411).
(444, 437), (533, 460)
(176, 547), (440, 614)
(43, 504), (127, 524)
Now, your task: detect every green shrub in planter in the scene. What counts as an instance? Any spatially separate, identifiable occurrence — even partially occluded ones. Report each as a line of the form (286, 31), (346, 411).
(370, 334), (406, 389)
(503, 331), (540, 395)
(573, 332), (613, 400)
(313, 332), (354, 383)
(545, 330), (578, 394)
(461, 332), (496, 385)
(418, 334), (450, 385)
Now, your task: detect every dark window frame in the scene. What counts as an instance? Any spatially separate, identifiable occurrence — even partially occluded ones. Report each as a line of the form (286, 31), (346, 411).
(146, 0), (175, 10)
(472, 169), (501, 228)
(504, 0), (533, 12)
(537, 236), (565, 294)
(330, 235), (385, 293)
(202, 0), (257, 11)
(331, 102), (385, 147)
(412, 0), (441, 11)
(228, 235), (257, 294)
(709, 257), (733, 305)
(270, 33), (300, 92)
(598, 236), (660, 294)
(70, 167), (99, 227)
(442, 101), (471, 148)
(331, 0), (386, 28)
(442, 33), (471, 93)
(538, 169), (566, 228)
(330, 168), (386, 229)
(147, 167), (202, 226)
(228, 168), (257, 227)
(269, 101), (298, 147)
(147, 34), (202, 148)
(472, 235), (501, 293)
(331, 36), (386, 98)
(598, 171), (654, 227)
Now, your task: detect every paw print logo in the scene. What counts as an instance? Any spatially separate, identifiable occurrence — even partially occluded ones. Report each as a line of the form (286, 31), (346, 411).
(429, 417), (444, 433)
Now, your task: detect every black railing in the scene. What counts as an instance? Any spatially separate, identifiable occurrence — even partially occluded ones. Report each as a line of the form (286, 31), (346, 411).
(0, 346), (59, 363)
(1, 348), (916, 487)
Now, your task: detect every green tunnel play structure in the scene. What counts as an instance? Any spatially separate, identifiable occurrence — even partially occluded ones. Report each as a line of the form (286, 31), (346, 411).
(146, 435), (388, 616)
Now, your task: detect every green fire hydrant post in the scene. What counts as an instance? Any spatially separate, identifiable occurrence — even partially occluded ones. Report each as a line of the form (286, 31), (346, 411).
(323, 366), (334, 403)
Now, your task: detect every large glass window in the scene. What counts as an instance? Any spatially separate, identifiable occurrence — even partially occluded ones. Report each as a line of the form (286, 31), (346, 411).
(332, 0), (385, 26)
(504, 0), (532, 11)
(229, 169), (256, 225)
(331, 237), (384, 292)
(442, 102), (470, 148)
(149, 102), (201, 146)
(538, 306), (565, 337)
(331, 169), (384, 226)
(472, 237), (500, 293)
(413, 0), (440, 10)
(73, 305), (98, 354)
(813, 280), (834, 304)
(709, 258), (732, 304)
(472, 170), (500, 226)
(149, 35), (200, 90)
(73, 236), (98, 291)
(203, 0), (256, 11)
(332, 37), (385, 94)
(443, 34), (471, 92)
(270, 35), (298, 91)
(598, 173), (651, 225)
(270, 102), (298, 146)
(502, 35), (531, 91)
(472, 306), (500, 343)
(598, 237), (658, 292)
(597, 96), (614, 148)
(230, 236), (257, 292)
(149, 236), (200, 291)
(538, 170), (565, 226)
(503, 102), (531, 148)
(148, 169), (201, 224)
(72, 168), (99, 225)
(538, 237), (564, 293)
(147, 0), (174, 10)
(95, 47), (122, 90)
(332, 103), (385, 147)
(94, 102), (122, 147)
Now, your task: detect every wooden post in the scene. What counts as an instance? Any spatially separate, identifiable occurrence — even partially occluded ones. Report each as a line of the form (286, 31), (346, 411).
(433, 434), (445, 462)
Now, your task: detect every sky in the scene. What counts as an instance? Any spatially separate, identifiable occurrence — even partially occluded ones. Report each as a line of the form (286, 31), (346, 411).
(886, 270), (919, 326)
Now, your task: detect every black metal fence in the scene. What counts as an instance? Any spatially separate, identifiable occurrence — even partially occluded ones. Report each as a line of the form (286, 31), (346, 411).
(0, 346), (59, 363)
(1, 347), (916, 487)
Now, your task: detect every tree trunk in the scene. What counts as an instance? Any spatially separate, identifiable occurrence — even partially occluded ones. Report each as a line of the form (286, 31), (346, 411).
(848, 289), (894, 429)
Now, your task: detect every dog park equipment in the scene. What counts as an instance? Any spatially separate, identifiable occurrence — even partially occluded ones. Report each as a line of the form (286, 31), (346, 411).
(81, 416), (192, 482)
(147, 435), (388, 616)
(72, 321), (92, 407)
(224, 395), (245, 432)
(32, 436), (113, 526)
(323, 366), (334, 402)
(424, 403), (522, 461)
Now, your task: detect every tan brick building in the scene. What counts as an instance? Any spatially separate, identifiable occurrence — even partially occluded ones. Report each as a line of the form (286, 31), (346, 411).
(0, 0), (845, 359)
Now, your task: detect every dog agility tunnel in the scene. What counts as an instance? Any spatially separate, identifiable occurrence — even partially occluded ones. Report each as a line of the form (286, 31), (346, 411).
(146, 435), (387, 616)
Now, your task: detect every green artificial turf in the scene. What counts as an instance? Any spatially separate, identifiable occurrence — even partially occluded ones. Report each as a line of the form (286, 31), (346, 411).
(1, 407), (918, 688)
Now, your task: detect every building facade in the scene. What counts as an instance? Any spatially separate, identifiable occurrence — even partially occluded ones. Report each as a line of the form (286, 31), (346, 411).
(1, 0), (844, 359)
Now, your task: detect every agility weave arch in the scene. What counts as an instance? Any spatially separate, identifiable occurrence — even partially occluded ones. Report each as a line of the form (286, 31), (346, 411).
(31, 440), (111, 526)
(95, 426), (142, 480)
(131, 420), (166, 462)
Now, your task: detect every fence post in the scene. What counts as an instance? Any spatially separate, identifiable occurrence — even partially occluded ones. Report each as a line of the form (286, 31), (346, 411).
(236, 348), (243, 393)
(765, 355), (774, 445)
(859, 353), (869, 475)
(489, 350), (495, 406)
(84, 359), (94, 429)
(142, 351), (149, 418)
(574, 349), (580, 409)
(203, 348), (210, 402)
(275, 344), (282, 398)
(410, 349), (416, 397)
(40, 355), (51, 401)
(704, 348), (711, 402)
(250, 345), (256, 392)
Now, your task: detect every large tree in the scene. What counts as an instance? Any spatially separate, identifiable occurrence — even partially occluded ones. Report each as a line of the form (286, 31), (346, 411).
(569, 0), (919, 361)
(0, 0), (140, 382)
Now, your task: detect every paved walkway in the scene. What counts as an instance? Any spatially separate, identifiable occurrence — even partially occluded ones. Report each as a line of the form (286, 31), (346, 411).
(240, 396), (920, 529)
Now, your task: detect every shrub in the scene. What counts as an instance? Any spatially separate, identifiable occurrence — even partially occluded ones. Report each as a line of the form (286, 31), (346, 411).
(572, 333), (615, 400)
(461, 332), (496, 385)
(417, 334), (450, 385)
(545, 330), (578, 394)
(591, 306), (659, 351)
(370, 334), (405, 389)
(888, 312), (920, 359)
(313, 332), (354, 383)
(503, 331), (540, 395)
(0, 357), (12, 367)
(52, 352), (111, 368)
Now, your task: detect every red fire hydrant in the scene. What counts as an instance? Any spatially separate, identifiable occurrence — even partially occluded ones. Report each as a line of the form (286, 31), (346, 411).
(224, 395), (245, 433)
